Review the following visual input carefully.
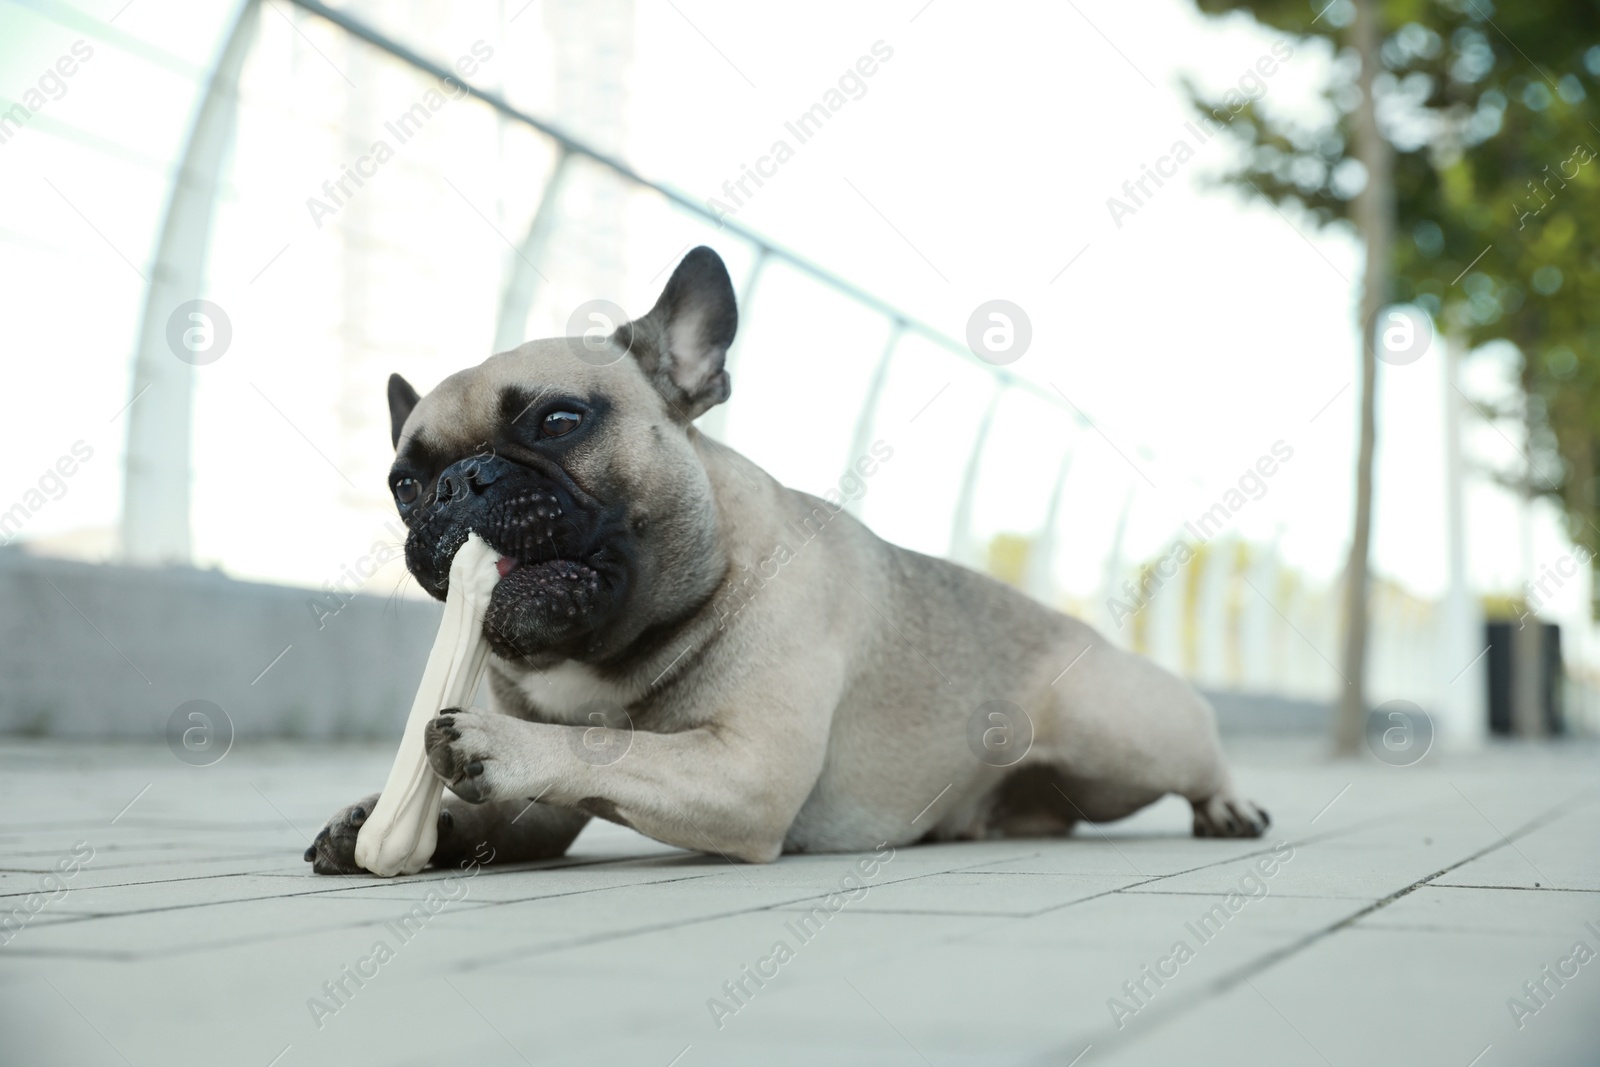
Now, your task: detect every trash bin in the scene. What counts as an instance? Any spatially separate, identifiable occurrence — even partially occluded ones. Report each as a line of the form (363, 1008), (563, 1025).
(1485, 620), (1563, 736)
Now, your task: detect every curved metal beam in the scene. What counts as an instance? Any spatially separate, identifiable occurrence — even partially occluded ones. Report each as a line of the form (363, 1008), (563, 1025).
(1025, 443), (1078, 601)
(947, 385), (1004, 564)
(1100, 484), (1138, 634)
(119, 0), (259, 564)
(842, 320), (904, 516)
(492, 147), (572, 354)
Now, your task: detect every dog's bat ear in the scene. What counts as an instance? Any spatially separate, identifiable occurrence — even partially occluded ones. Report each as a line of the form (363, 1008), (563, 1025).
(613, 246), (737, 422)
(387, 373), (421, 449)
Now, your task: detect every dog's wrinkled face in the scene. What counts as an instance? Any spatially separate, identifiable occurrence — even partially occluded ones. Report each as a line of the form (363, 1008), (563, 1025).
(386, 247), (737, 669)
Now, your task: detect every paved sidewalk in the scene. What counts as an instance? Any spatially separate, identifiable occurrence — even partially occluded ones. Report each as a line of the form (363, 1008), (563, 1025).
(0, 737), (1596, 1066)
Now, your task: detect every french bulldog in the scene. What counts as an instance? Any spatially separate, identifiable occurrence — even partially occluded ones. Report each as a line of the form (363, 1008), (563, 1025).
(307, 246), (1267, 874)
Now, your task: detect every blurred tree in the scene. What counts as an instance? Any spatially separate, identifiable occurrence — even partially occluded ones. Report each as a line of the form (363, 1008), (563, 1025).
(1184, 0), (1600, 753)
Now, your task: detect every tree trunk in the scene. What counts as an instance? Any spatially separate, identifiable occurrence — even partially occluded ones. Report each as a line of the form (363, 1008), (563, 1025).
(1334, 0), (1393, 756)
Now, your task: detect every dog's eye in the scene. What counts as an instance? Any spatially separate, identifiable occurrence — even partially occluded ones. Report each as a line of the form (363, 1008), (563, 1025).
(542, 410), (582, 438)
(393, 477), (420, 505)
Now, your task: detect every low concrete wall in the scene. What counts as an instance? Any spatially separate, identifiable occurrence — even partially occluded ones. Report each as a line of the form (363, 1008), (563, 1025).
(1203, 688), (1331, 736)
(0, 550), (1335, 741)
(0, 550), (441, 740)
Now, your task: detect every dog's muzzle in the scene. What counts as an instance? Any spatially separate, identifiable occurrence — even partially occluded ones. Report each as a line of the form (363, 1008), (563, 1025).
(404, 454), (629, 660)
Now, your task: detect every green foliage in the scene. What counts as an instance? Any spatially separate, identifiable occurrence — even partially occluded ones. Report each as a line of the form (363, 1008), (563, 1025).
(1186, 0), (1600, 569)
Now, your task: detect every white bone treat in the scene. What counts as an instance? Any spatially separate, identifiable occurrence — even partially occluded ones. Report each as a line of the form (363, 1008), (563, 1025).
(355, 533), (500, 877)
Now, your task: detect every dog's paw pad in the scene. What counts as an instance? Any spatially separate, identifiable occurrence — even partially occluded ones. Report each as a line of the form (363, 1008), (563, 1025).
(424, 708), (502, 804)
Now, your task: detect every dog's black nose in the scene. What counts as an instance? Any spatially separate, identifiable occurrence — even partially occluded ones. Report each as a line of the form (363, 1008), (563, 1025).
(436, 469), (469, 505)
(434, 455), (506, 505)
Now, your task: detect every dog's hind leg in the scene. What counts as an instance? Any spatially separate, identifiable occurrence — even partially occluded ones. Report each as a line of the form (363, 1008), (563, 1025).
(306, 793), (589, 874)
(1044, 630), (1270, 840)
(981, 765), (1080, 839)
(432, 795), (591, 867)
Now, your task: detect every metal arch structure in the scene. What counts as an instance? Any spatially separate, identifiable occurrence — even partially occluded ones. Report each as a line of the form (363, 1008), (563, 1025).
(122, 0), (1124, 571)
(281, 0), (1097, 424)
(119, 0), (259, 563)
(17, 0), (1492, 728)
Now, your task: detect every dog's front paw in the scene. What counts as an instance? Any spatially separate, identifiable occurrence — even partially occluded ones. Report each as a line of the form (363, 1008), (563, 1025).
(305, 792), (381, 874)
(425, 708), (518, 805)
(1191, 793), (1270, 839)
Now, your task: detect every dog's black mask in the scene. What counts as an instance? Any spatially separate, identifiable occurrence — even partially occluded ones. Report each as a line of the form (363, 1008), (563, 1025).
(401, 450), (633, 664)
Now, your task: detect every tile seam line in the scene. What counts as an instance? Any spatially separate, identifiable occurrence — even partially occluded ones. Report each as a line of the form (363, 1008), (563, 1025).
(2, 869), (732, 930)
(471, 799), (1476, 979)
(1036, 784), (1595, 1063)
(455, 851), (1047, 972)
(15, 853), (1037, 963)
(0, 849), (745, 901)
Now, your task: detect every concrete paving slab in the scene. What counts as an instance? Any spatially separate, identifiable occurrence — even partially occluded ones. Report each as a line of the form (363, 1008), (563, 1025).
(0, 737), (1596, 1066)
(1090, 905), (1600, 1067)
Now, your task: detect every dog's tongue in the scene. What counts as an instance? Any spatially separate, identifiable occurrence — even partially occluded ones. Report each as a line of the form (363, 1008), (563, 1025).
(495, 556), (518, 578)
